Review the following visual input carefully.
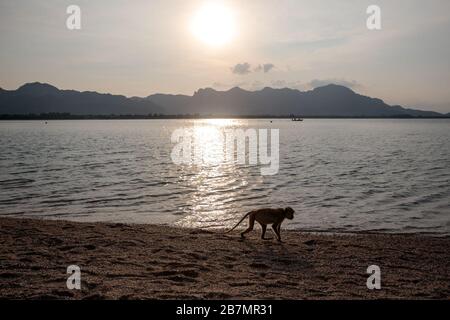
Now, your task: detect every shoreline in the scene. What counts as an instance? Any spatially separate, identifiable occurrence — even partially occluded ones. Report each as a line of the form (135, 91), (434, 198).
(1, 116), (450, 120)
(1, 217), (449, 299)
(5, 216), (449, 238)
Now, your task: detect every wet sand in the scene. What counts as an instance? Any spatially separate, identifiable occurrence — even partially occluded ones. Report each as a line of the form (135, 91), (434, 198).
(0, 217), (449, 299)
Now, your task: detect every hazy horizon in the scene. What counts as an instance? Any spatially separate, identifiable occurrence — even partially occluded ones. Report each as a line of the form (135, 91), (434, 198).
(1, 0), (450, 112)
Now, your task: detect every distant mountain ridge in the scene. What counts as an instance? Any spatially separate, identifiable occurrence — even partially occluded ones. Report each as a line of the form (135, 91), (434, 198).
(0, 82), (162, 115)
(146, 85), (443, 117)
(0, 82), (445, 117)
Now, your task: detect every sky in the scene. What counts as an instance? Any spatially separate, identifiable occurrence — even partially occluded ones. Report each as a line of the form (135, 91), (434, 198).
(1, 0), (450, 113)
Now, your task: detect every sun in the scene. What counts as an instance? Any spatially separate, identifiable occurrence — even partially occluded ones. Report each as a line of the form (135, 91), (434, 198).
(190, 3), (236, 47)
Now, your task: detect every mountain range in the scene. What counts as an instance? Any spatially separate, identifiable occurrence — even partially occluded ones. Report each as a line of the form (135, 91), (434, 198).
(0, 82), (446, 117)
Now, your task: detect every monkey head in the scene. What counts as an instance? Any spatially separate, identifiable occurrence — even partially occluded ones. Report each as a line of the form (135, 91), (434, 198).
(284, 207), (295, 219)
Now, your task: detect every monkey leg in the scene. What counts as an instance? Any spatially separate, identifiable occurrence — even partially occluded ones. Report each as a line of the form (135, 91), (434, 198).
(258, 222), (268, 240)
(272, 223), (282, 241)
(241, 216), (255, 238)
(277, 224), (283, 242)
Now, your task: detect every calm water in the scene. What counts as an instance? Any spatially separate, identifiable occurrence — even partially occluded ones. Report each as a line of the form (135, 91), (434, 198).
(0, 119), (449, 235)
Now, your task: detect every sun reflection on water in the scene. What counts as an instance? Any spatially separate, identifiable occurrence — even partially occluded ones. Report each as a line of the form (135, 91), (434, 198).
(174, 119), (250, 229)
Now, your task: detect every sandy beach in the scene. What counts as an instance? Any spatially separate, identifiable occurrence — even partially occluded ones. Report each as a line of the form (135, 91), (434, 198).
(0, 217), (449, 299)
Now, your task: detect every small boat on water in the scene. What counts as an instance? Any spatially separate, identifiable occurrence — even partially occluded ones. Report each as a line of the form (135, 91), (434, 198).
(290, 114), (303, 121)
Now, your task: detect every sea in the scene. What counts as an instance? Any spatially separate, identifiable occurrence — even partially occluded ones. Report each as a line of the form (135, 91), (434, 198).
(0, 119), (449, 235)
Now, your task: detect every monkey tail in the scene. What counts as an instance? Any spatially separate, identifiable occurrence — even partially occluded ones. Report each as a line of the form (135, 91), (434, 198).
(224, 211), (252, 234)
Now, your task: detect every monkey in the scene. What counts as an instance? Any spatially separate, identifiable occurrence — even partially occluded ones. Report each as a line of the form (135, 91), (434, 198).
(225, 207), (295, 241)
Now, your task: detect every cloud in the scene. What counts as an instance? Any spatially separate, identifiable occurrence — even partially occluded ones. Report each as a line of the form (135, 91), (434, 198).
(217, 77), (361, 92)
(308, 79), (361, 89)
(271, 80), (306, 90)
(254, 63), (275, 73)
(231, 63), (251, 75)
(263, 63), (275, 73)
(232, 62), (275, 75)
(270, 79), (359, 91)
